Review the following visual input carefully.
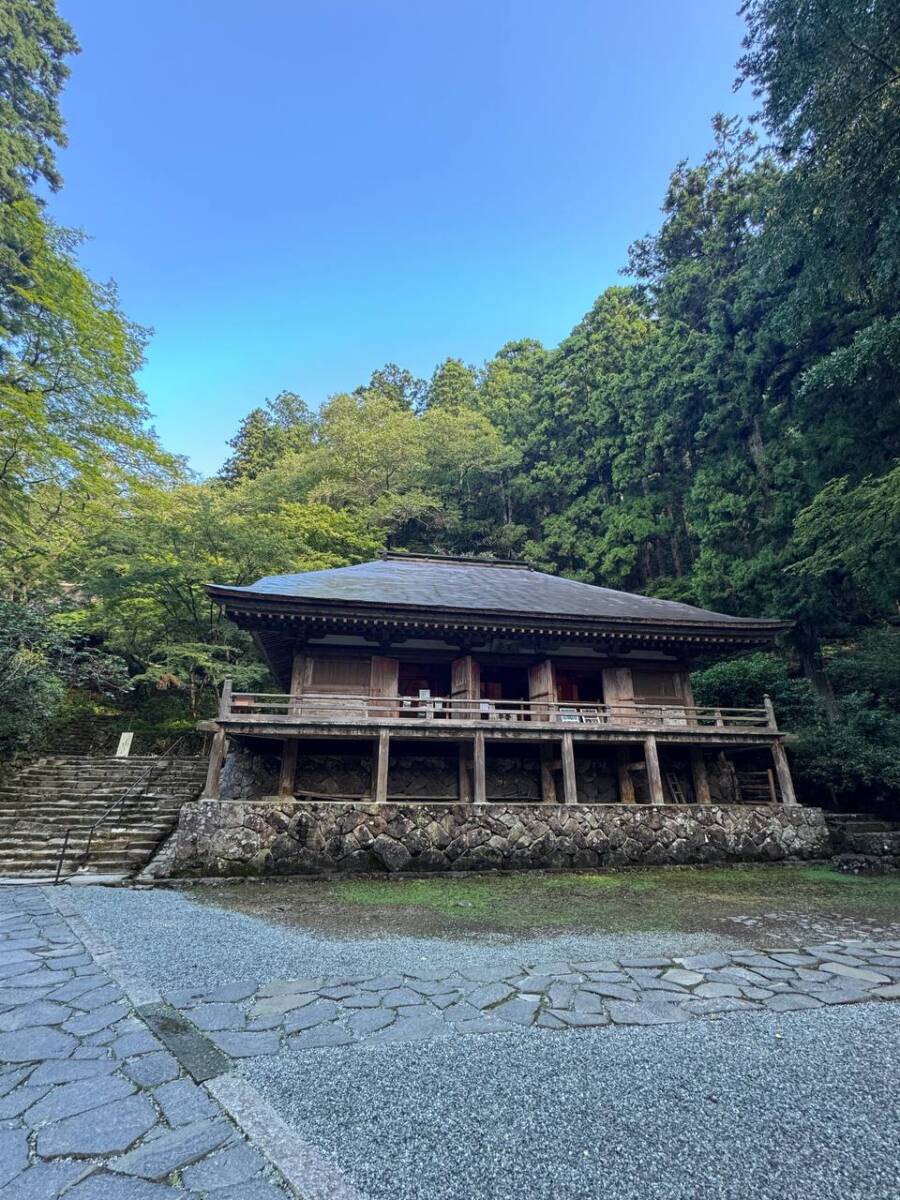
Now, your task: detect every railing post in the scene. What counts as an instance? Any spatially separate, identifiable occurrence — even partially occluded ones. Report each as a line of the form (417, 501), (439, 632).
(763, 693), (777, 730)
(771, 739), (798, 805)
(202, 729), (227, 799)
(473, 732), (486, 804)
(219, 678), (233, 719)
(561, 732), (577, 804)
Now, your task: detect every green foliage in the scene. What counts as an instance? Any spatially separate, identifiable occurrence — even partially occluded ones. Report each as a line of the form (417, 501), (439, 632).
(0, 598), (128, 754)
(691, 652), (818, 732)
(0, 0), (78, 202)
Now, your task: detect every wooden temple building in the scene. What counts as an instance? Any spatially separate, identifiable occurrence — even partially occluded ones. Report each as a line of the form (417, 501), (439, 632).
(201, 553), (798, 808)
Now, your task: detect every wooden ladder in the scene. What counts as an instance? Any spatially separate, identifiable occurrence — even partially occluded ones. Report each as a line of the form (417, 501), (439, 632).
(665, 772), (689, 804)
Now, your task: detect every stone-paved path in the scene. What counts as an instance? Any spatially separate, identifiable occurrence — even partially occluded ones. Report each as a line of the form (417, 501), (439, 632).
(165, 940), (900, 1051)
(0, 887), (292, 1200)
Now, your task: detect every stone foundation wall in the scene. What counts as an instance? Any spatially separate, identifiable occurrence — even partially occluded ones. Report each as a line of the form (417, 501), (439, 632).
(171, 799), (829, 877)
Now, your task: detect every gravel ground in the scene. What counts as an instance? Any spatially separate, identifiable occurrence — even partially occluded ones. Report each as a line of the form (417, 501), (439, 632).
(241, 1004), (900, 1200)
(65, 885), (735, 993)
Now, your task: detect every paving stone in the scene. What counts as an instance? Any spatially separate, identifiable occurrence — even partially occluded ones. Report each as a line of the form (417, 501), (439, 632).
(112, 1031), (161, 1058)
(0, 1000), (72, 1032)
(821, 962), (890, 985)
(73, 1046), (107, 1059)
(872, 983), (900, 999)
(201, 981), (259, 1003)
(64, 1171), (182, 1197)
(47, 976), (111, 1003)
(536, 1011), (568, 1029)
(487, 995), (541, 1026)
(181, 1140), (266, 1190)
(71, 983), (124, 1011)
(0, 1126), (28, 1187)
(705, 967), (770, 986)
(359, 974), (405, 991)
(284, 1018), (353, 1048)
(245, 1013), (285, 1031)
(428, 992), (460, 1010)
(0, 1025), (77, 1062)
(0, 1065), (33, 1096)
(403, 968), (454, 982)
(341, 992), (381, 1009)
(556, 1010), (610, 1028)
(460, 964), (521, 983)
(348, 1007), (396, 1036)
(369, 1014), (452, 1043)
(765, 993), (823, 1012)
(0, 1159), (86, 1199)
(806, 987), (869, 1005)
(108, 1116), (232, 1180)
(661, 968), (704, 987)
(63, 1003), (130, 1037)
(634, 978), (688, 994)
(571, 960), (619, 973)
(208, 1177), (294, 1200)
(25, 1072), (135, 1127)
(465, 982), (517, 1010)
(36, 1092), (158, 1157)
(6, 968), (73, 988)
(546, 982), (576, 1008)
(404, 979), (450, 996)
(249, 992), (317, 1019)
(675, 952), (730, 970)
(740, 986), (774, 1000)
(283, 999), (340, 1032)
(607, 1000), (690, 1025)
(511, 975), (554, 992)
(122, 1050), (180, 1088)
(453, 1017), (518, 1035)
(578, 982), (637, 1003)
(153, 1078), (219, 1126)
(441, 1001), (483, 1024)
(30, 1057), (118, 1085)
(694, 982), (743, 999)
(187, 1002), (246, 1031)
(584, 971), (629, 983)
(210, 1030), (281, 1057)
(0, 1082), (52, 1117)
(770, 952), (821, 967)
(85, 1027), (118, 1047)
(680, 997), (754, 1015)
(382, 987), (426, 1007)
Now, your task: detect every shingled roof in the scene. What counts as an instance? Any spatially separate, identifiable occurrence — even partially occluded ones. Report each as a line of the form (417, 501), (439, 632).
(206, 553), (787, 635)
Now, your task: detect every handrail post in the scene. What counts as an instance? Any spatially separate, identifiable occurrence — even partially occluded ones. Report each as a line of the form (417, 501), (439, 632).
(763, 693), (777, 730)
(219, 678), (233, 719)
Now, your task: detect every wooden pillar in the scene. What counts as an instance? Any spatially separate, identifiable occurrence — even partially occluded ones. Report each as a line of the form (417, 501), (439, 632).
(644, 734), (664, 805)
(473, 731), (486, 804)
(289, 654), (306, 715)
(373, 730), (390, 804)
(458, 742), (473, 803)
(278, 739), (298, 798)
(539, 744), (557, 803)
(561, 732), (577, 804)
(690, 747), (711, 805)
(451, 655), (481, 718)
(529, 659), (557, 721)
(371, 656), (400, 718)
(201, 729), (227, 799)
(615, 747), (635, 804)
(602, 666), (636, 725)
(771, 739), (797, 805)
(763, 693), (777, 730)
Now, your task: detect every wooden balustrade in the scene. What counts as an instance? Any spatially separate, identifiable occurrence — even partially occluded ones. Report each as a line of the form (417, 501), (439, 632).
(219, 691), (776, 732)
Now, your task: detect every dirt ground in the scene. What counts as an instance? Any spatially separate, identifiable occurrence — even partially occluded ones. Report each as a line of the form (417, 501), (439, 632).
(189, 864), (900, 946)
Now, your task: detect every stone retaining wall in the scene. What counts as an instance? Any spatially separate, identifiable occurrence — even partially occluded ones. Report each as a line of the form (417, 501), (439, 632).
(171, 799), (829, 877)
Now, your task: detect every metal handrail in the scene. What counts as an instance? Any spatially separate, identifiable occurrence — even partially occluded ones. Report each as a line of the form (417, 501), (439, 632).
(53, 734), (190, 884)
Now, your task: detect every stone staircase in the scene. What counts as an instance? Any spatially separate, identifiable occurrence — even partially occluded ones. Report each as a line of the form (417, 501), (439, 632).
(0, 755), (208, 880)
(825, 812), (900, 872)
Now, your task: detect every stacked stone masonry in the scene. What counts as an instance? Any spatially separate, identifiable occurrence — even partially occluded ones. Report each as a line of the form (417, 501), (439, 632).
(173, 800), (829, 877)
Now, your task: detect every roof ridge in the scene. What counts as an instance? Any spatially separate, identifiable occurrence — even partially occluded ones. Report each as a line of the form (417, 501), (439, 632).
(382, 551), (532, 570)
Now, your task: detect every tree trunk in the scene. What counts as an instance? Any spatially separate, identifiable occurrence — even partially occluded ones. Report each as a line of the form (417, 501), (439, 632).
(793, 619), (838, 719)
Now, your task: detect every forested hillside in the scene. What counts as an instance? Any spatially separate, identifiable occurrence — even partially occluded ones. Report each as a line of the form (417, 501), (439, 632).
(1, 0), (898, 807)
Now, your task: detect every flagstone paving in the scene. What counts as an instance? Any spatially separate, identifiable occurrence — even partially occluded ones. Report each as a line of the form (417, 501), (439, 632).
(163, 939), (900, 1053)
(0, 888), (290, 1200)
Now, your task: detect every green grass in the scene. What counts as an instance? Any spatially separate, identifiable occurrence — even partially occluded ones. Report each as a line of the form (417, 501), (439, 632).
(321, 865), (900, 933)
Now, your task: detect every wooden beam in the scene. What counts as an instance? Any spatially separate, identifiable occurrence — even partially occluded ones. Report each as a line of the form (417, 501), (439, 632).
(278, 738), (297, 798)
(616, 747), (635, 804)
(201, 729), (227, 799)
(374, 730), (390, 804)
(690, 747), (711, 805)
(561, 732), (577, 804)
(644, 734), (664, 805)
(539, 744), (557, 803)
(458, 742), (473, 803)
(771, 739), (797, 805)
(473, 731), (486, 804)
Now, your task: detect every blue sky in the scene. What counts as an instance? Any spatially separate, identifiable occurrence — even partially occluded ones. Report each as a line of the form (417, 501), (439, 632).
(52, 1), (754, 477)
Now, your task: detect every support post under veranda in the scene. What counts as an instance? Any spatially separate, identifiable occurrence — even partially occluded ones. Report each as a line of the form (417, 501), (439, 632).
(278, 739), (298, 798)
(201, 729), (227, 800)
